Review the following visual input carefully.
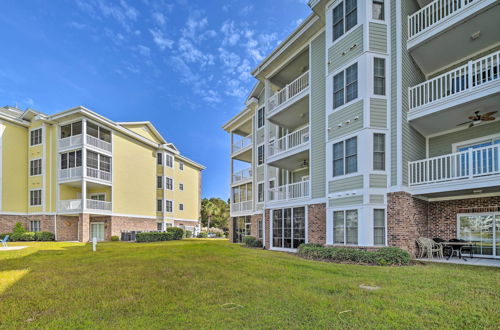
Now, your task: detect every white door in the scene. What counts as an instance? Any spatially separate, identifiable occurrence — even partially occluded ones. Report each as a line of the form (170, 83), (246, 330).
(90, 223), (105, 241)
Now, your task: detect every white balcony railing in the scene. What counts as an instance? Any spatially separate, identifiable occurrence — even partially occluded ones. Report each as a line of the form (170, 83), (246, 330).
(232, 134), (252, 154)
(268, 71), (309, 114)
(58, 134), (83, 149)
(409, 50), (500, 110)
(232, 167), (252, 184)
(268, 126), (310, 158)
(409, 144), (500, 186)
(269, 180), (310, 202)
(59, 167), (83, 180)
(87, 168), (112, 182)
(408, 0), (476, 40)
(230, 200), (253, 213)
(86, 135), (112, 153)
(86, 199), (112, 211)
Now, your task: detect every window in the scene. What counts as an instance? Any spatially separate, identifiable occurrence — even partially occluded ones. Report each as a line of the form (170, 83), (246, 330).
(157, 199), (163, 212)
(157, 153), (163, 165)
(272, 207), (305, 249)
(179, 183), (184, 191)
(99, 155), (111, 173)
(60, 121), (82, 139)
(333, 210), (358, 245)
(87, 151), (99, 169)
(30, 159), (42, 176)
(333, 63), (358, 109)
(157, 176), (163, 189)
(166, 177), (173, 190)
(373, 133), (385, 170)
(258, 145), (265, 165)
(258, 183), (264, 203)
(86, 151), (110, 172)
(374, 209), (386, 245)
(179, 204), (184, 211)
(257, 107), (265, 128)
(332, 0), (357, 42)
(30, 189), (42, 206)
(374, 58), (386, 95)
(30, 220), (41, 232)
(333, 137), (357, 177)
(166, 154), (173, 167)
(157, 222), (163, 231)
(179, 162), (184, 170)
(372, 0), (384, 20)
(165, 200), (173, 213)
(87, 122), (111, 143)
(60, 150), (82, 170)
(30, 128), (42, 146)
(258, 219), (263, 239)
(90, 194), (105, 201)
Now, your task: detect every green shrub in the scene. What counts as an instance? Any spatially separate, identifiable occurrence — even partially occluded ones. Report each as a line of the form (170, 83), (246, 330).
(184, 230), (192, 238)
(242, 236), (262, 248)
(136, 232), (174, 243)
(110, 235), (119, 241)
(34, 231), (55, 241)
(197, 232), (208, 238)
(0, 233), (12, 240)
(15, 232), (36, 241)
(297, 244), (410, 266)
(166, 227), (184, 240)
(13, 222), (26, 234)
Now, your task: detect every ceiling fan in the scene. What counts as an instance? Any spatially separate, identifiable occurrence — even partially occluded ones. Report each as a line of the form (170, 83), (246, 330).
(457, 111), (497, 128)
(297, 159), (309, 169)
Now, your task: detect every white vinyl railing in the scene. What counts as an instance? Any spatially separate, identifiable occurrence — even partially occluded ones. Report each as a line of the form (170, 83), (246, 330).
(232, 134), (252, 154)
(58, 134), (83, 149)
(409, 144), (500, 186)
(409, 50), (500, 110)
(230, 200), (253, 213)
(268, 71), (309, 114)
(86, 199), (112, 211)
(87, 168), (112, 182)
(232, 167), (252, 183)
(269, 180), (310, 202)
(268, 126), (310, 158)
(57, 199), (83, 212)
(408, 0), (476, 40)
(86, 135), (112, 152)
(59, 167), (83, 180)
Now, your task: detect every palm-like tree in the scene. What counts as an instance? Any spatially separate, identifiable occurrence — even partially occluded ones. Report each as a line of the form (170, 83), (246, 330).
(204, 200), (218, 232)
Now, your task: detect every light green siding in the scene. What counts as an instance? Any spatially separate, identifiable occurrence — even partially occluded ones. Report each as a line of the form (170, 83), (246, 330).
(429, 121), (500, 157)
(329, 196), (363, 208)
(390, 0), (397, 186)
(369, 194), (385, 204)
(255, 127), (265, 145)
(328, 25), (364, 74)
(310, 32), (326, 199)
(369, 22), (387, 53)
(369, 174), (387, 188)
(292, 168), (309, 183)
(328, 175), (363, 193)
(328, 100), (363, 140)
(256, 166), (264, 182)
(370, 98), (387, 128)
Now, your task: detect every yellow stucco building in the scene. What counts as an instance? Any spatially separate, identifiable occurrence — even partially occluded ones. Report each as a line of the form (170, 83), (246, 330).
(0, 105), (204, 241)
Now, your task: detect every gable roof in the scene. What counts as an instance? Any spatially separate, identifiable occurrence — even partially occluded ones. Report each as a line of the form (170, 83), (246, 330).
(117, 121), (167, 144)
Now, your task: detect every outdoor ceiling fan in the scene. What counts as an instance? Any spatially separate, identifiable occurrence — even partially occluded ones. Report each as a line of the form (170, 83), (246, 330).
(297, 159), (309, 169)
(457, 111), (497, 128)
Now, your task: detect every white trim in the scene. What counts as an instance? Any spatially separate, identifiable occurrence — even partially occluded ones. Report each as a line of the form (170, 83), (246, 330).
(395, 0), (403, 187)
(0, 121), (3, 211)
(456, 211), (500, 259)
(451, 133), (500, 153)
(427, 192), (500, 202)
(164, 217), (200, 223)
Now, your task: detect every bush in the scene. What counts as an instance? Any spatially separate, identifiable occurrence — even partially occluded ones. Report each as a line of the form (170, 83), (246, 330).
(184, 230), (192, 238)
(110, 235), (119, 241)
(13, 222), (26, 234)
(298, 244), (410, 266)
(14, 232), (36, 241)
(197, 232), (208, 238)
(34, 232), (55, 241)
(166, 227), (184, 240)
(136, 232), (174, 243)
(242, 236), (262, 248)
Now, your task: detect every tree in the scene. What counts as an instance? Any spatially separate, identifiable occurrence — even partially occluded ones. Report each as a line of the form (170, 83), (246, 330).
(201, 198), (230, 231)
(203, 200), (218, 231)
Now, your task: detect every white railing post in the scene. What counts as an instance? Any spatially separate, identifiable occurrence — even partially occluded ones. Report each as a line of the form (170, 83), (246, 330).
(468, 148), (473, 178)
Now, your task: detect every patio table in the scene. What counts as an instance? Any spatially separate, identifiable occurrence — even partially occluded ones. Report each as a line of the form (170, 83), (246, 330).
(441, 241), (474, 261)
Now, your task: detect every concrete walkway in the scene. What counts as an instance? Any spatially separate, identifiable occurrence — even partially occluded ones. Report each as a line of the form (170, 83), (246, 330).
(0, 246), (28, 251)
(417, 257), (500, 268)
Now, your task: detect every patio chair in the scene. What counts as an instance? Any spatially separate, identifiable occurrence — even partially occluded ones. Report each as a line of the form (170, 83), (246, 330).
(420, 238), (443, 259)
(1, 235), (9, 248)
(416, 237), (429, 258)
(449, 238), (474, 259)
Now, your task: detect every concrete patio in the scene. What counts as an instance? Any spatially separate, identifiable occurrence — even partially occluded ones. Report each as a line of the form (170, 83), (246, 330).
(417, 257), (500, 268)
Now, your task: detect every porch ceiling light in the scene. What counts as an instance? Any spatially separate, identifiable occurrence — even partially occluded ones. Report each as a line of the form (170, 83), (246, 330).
(471, 31), (480, 40)
(473, 189), (483, 194)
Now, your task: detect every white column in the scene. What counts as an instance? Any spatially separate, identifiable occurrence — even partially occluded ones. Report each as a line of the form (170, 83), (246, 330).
(82, 118), (87, 212)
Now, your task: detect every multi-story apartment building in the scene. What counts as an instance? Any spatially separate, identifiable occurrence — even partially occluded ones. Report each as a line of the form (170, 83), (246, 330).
(224, 0), (500, 257)
(0, 105), (204, 241)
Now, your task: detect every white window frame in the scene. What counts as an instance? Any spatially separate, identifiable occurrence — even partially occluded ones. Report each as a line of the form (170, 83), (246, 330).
(373, 133), (386, 171)
(30, 158), (42, 176)
(179, 161), (184, 170)
(157, 176), (163, 189)
(30, 189), (42, 206)
(257, 182), (264, 203)
(330, 0), (358, 44)
(157, 199), (163, 212)
(332, 209), (359, 245)
(165, 200), (174, 213)
(30, 128), (43, 146)
(179, 203), (184, 211)
(257, 106), (265, 128)
(373, 58), (386, 96)
(179, 183), (184, 191)
(373, 208), (386, 246)
(89, 193), (106, 201)
(257, 144), (265, 166)
(29, 220), (41, 232)
(332, 136), (358, 177)
(451, 133), (500, 153)
(371, 0), (385, 21)
(157, 152), (163, 165)
(165, 154), (173, 168)
(165, 177), (174, 190)
(333, 62), (358, 110)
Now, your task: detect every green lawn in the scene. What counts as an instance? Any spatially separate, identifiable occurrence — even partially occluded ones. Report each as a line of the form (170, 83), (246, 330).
(0, 240), (498, 329)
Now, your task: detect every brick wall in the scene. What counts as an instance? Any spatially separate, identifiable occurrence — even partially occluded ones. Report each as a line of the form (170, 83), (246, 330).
(308, 203), (326, 245)
(264, 209), (270, 249)
(56, 216), (79, 241)
(228, 217), (234, 243)
(250, 214), (262, 239)
(110, 216), (157, 238)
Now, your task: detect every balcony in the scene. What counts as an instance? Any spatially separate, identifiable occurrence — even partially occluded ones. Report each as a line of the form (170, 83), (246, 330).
(269, 180), (310, 203)
(58, 134), (112, 154)
(407, 0), (500, 75)
(58, 167), (112, 184)
(230, 200), (253, 215)
(408, 144), (500, 195)
(232, 167), (252, 185)
(58, 134), (83, 150)
(87, 168), (112, 183)
(86, 135), (112, 153)
(59, 167), (83, 181)
(231, 134), (252, 162)
(267, 126), (310, 170)
(57, 199), (112, 213)
(408, 50), (500, 135)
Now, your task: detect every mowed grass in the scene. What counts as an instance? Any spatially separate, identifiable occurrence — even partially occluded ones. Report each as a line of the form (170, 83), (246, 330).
(0, 240), (498, 329)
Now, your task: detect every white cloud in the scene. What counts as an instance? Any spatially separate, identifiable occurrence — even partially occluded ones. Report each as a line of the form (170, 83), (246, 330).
(137, 45), (151, 57)
(149, 28), (174, 50)
(152, 12), (166, 26)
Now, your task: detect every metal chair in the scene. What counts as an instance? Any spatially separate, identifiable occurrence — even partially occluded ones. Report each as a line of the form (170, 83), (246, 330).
(1, 235), (9, 248)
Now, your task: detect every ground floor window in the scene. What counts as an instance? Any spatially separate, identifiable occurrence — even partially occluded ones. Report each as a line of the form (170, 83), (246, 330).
(258, 219), (263, 240)
(30, 220), (41, 232)
(232, 216), (251, 243)
(333, 209), (358, 245)
(157, 222), (163, 231)
(458, 213), (500, 257)
(374, 209), (386, 245)
(272, 207), (305, 249)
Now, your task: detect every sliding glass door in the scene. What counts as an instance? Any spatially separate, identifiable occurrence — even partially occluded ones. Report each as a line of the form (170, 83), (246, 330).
(458, 213), (500, 258)
(272, 207), (305, 249)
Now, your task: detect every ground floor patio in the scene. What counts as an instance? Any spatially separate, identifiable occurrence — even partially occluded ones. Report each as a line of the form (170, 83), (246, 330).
(417, 256), (500, 268)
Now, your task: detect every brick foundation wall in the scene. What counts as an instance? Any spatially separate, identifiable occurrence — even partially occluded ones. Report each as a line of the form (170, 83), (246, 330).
(110, 216), (157, 238)
(228, 217), (234, 243)
(308, 203), (326, 245)
(56, 216), (79, 241)
(264, 209), (270, 249)
(250, 214), (262, 239)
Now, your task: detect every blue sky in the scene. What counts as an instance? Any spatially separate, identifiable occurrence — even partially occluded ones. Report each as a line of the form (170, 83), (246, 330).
(0, 0), (310, 199)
